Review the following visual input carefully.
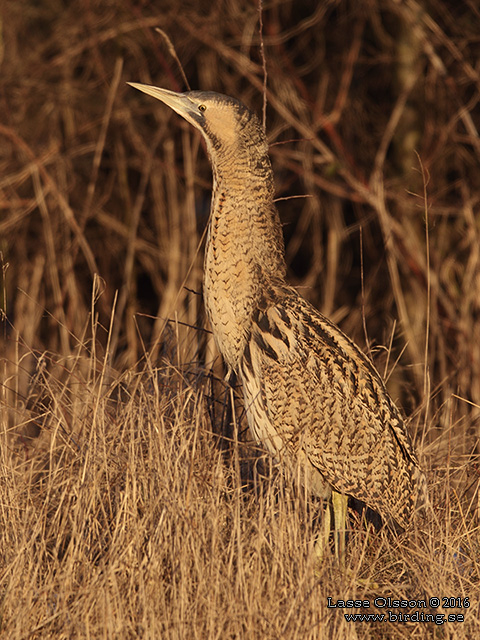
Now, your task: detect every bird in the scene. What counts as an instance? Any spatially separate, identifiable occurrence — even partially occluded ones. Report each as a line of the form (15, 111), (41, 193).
(128, 82), (427, 560)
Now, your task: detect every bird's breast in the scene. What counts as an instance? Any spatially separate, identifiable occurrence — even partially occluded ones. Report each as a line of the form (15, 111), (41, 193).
(203, 242), (257, 371)
(202, 181), (286, 371)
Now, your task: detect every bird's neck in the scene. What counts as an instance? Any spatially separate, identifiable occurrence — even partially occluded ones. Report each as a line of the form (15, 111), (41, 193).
(209, 144), (287, 278)
(203, 148), (287, 371)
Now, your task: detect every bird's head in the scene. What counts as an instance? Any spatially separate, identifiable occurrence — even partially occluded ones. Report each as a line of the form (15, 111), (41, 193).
(128, 83), (268, 172)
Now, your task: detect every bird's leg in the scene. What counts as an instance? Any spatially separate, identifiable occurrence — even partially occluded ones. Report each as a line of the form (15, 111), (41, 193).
(314, 500), (331, 563)
(314, 493), (348, 567)
(332, 490), (348, 566)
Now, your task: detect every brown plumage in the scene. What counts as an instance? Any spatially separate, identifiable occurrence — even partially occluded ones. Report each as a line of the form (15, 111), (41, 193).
(129, 83), (427, 556)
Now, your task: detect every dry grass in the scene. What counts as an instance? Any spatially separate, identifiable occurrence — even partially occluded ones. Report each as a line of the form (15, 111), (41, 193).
(1, 0), (479, 637)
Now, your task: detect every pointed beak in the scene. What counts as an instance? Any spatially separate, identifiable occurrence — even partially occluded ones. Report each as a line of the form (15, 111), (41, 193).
(128, 82), (201, 127)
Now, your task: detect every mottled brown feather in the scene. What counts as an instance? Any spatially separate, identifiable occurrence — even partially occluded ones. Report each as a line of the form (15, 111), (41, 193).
(241, 281), (426, 529)
(130, 83), (427, 533)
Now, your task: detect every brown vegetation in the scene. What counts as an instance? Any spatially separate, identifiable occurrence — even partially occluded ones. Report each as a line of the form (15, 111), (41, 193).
(1, 0), (479, 637)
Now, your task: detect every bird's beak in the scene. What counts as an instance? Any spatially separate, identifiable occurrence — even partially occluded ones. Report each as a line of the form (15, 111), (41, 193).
(128, 83), (201, 127)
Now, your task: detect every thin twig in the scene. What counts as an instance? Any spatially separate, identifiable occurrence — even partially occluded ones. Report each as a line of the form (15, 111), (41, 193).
(258, 0), (268, 130)
(155, 28), (191, 90)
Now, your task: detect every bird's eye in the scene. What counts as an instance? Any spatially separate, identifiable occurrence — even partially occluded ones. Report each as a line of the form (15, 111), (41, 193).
(198, 104), (207, 112)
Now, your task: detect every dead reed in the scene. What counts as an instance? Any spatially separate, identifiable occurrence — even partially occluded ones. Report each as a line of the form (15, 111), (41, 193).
(1, 1), (479, 637)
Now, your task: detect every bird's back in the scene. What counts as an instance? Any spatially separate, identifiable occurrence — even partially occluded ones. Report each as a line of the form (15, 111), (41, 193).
(239, 280), (426, 530)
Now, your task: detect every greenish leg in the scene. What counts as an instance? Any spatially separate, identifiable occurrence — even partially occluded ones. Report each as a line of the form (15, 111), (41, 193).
(314, 500), (331, 563)
(314, 492), (348, 566)
(332, 490), (348, 566)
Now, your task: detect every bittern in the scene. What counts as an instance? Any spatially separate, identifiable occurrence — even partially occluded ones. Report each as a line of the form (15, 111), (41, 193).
(129, 82), (427, 560)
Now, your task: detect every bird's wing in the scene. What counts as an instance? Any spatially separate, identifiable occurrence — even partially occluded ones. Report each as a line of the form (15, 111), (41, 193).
(241, 284), (423, 528)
